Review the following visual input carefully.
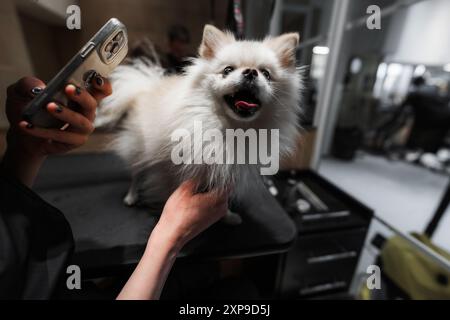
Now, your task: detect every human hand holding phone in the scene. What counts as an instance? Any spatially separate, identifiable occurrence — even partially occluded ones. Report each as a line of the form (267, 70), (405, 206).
(2, 75), (112, 187)
(6, 75), (111, 156)
(1, 18), (127, 186)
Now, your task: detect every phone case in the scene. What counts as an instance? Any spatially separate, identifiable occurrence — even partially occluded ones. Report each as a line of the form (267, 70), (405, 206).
(22, 18), (128, 128)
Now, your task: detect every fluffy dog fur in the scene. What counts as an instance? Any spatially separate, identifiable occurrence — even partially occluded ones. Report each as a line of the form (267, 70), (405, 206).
(96, 25), (303, 221)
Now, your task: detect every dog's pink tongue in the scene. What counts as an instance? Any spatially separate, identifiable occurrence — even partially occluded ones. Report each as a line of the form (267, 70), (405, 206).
(235, 100), (258, 109)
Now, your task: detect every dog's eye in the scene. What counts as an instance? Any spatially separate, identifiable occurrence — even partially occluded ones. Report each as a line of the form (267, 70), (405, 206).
(261, 69), (271, 81)
(223, 66), (234, 76)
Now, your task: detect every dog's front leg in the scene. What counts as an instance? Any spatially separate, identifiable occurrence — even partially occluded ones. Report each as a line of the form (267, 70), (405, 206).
(222, 209), (243, 225)
(124, 177), (139, 206)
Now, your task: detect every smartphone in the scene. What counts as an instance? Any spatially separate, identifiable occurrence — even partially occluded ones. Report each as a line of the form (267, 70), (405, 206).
(22, 18), (128, 128)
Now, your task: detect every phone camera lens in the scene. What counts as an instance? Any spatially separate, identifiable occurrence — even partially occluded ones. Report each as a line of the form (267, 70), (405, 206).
(114, 32), (123, 42)
(112, 43), (119, 54)
(105, 42), (113, 52)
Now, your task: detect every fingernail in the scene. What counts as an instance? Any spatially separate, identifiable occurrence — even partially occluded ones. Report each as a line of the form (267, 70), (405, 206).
(26, 123), (33, 129)
(31, 87), (43, 95)
(95, 76), (104, 86)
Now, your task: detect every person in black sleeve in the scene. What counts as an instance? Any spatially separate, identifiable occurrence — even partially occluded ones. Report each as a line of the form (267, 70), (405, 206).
(0, 76), (227, 299)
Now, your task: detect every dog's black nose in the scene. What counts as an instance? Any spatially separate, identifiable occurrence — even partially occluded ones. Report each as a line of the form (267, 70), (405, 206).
(243, 68), (258, 81)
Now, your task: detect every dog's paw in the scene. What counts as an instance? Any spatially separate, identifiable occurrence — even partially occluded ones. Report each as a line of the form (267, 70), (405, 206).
(222, 210), (243, 225)
(123, 192), (138, 206)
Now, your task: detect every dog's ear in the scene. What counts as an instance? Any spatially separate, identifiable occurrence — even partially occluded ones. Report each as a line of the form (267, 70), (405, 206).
(265, 33), (300, 68)
(199, 25), (234, 59)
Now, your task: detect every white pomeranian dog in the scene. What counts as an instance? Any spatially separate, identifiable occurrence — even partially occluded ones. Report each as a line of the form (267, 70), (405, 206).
(96, 25), (303, 223)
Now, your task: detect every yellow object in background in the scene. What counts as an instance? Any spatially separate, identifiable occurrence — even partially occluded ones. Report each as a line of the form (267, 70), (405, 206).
(381, 233), (450, 300)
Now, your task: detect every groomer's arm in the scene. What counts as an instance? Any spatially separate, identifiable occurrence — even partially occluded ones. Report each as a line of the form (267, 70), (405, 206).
(117, 181), (228, 300)
(1, 76), (111, 187)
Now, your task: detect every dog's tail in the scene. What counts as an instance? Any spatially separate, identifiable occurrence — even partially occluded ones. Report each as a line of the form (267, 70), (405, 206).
(95, 56), (164, 129)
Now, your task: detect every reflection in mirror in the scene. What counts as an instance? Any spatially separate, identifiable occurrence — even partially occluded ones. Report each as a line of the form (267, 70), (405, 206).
(314, 0), (450, 299)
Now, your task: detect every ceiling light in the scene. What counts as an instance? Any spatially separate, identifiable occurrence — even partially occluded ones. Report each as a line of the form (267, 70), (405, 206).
(312, 46), (329, 55)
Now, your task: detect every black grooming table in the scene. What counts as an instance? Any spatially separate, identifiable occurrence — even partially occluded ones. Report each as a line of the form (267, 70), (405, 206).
(34, 153), (296, 276)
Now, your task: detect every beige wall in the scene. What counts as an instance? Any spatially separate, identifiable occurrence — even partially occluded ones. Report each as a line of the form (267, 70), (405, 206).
(19, 13), (65, 82)
(18, 13), (83, 82)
